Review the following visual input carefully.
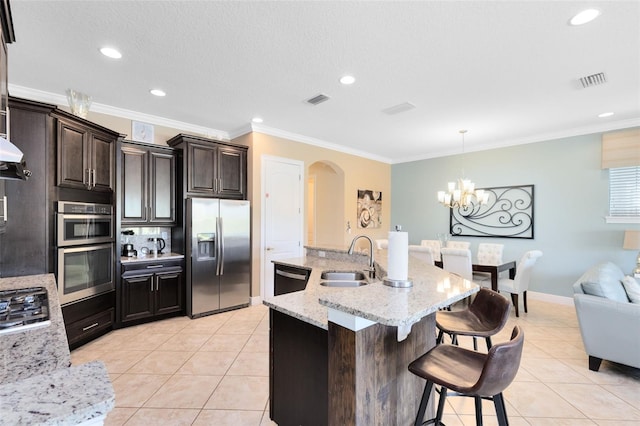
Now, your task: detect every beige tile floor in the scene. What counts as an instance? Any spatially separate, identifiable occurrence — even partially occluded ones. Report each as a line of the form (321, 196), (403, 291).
(71, 299), (640, 425)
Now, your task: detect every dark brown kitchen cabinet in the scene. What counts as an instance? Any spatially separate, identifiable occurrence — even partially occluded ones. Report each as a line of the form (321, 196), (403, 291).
(56, 116), (118, 192)
(167, 133), (247, 199)
(120, 259), (183, 325)
(120, 141), (176, 225)
(62, 290), (115, 350)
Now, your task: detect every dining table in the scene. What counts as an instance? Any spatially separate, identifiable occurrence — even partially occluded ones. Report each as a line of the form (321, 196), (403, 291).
(435, 260), (517, 292)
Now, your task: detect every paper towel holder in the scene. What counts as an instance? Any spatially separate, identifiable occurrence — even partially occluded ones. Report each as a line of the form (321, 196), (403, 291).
(383, 277), (413, 288)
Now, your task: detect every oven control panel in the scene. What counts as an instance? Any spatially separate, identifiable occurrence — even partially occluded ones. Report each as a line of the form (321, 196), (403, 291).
(57, 201), (112, 215)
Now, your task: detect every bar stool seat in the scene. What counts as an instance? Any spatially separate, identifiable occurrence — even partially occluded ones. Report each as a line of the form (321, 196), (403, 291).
(436, 287), (511, 350)
(409, 326), (524, 426)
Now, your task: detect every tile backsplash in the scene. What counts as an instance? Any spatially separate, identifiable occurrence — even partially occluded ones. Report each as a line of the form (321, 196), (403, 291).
(120, 226), (173, 254)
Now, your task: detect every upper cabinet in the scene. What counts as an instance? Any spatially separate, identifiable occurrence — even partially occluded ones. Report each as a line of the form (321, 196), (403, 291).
(120, 141), (176, 225)
(0, 0), (14, 142)
(55, 115), (120, 192)
(167, 134), (247, 200)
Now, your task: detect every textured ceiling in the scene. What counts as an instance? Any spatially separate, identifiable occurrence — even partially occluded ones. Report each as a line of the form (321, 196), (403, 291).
(7, 0), (640, 163)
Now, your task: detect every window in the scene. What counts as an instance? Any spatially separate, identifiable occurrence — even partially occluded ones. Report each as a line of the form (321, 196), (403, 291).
(607, 166), (640, 223)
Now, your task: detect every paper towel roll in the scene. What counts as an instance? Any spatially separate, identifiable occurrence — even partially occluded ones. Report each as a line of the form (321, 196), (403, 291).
(387, 231), (408, 280)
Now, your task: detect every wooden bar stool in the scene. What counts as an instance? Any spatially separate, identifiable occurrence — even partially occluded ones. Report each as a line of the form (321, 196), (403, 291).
(436, 288), (511, 350)
(408, 326), (524, 426)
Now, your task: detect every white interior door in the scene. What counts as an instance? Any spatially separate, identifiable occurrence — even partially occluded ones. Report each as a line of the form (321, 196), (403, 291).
(261, 155), (304, 298)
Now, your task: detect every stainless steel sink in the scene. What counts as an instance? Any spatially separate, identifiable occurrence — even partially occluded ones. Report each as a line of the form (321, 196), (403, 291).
(320, 280), (368, 287)
(319, 270), (368, 287)
(320, 271), (366, 281)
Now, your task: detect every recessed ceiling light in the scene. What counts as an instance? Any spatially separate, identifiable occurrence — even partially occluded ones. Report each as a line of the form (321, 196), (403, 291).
(99, 47), (122, 59)
(340, 75), (356, 85)
(598, 112), (614, 118)
(252, 117), (263, 123)
(149, 89), (166, 97)
(569, 9), (600, 26)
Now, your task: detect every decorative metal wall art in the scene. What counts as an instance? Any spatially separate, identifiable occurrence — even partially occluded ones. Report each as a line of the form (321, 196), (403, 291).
(449, 185), (534, 239)
(357, 189), (382, 229)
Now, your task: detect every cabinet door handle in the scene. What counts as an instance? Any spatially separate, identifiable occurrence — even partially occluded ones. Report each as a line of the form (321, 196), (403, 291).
(150, 280), (154, 292)
(85, 169), (90, 188)
(91, 169), (96, 189)
(145, 264), (164, 269)
(82, 322), (99, 332)
(2, 195), (7, 221)
(155, 280), (159, 291)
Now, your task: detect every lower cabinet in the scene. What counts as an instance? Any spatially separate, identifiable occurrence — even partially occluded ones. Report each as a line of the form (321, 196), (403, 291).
(62, 290), (115, 350)
(120, 260), (183, 324)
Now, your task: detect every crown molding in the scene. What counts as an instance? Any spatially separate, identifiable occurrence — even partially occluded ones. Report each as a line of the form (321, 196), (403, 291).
(391, 117), (640, 164)
(246, 123), (393, 164)
(8, 84), (230, 141)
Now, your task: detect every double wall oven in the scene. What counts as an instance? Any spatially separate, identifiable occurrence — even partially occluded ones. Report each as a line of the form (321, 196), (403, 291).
(56, 201), (114, 305)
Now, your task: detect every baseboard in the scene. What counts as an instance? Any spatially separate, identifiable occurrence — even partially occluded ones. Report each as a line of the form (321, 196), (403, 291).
(250, 296), (263, 306)
(528, 291), (574, 307)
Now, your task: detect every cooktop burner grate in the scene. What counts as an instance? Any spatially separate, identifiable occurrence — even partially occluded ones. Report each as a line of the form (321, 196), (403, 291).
(0, 287), (51, 333)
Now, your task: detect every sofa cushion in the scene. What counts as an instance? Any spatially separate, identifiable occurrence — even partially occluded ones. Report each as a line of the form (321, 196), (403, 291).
(579, 262), (628, 302)
(621, 276), (640, 304)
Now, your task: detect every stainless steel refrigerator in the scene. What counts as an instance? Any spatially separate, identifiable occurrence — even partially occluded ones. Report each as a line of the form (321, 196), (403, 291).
(186, 198), (250, 318)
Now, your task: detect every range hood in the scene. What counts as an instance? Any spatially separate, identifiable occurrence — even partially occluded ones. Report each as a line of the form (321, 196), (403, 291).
(0, 136), (31, 180)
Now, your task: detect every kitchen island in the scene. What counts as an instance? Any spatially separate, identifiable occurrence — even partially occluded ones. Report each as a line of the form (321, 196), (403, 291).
(263, 247), (479, 426)
(0, 274), (114, 425)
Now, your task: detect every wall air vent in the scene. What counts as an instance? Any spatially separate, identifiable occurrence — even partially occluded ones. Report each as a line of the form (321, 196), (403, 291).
(382, 102), (416, 115)
(306, 93), (330, 105)
(579, 72), (607, 88)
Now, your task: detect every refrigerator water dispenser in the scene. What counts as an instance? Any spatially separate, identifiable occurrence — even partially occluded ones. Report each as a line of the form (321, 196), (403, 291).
(196, 233), (215, 260)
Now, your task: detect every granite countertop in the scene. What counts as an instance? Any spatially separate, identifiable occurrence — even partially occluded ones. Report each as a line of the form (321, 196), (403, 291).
(120, 252), (185, 263)
(263, 247), (479, 331)
(0, 361), (114, 425)
(0, 274), (114, 424)
(0, 274), (71, 383)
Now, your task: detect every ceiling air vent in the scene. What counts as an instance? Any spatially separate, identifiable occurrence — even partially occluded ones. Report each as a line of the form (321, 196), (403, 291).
(579, 72), (607, 88)
(382, 102), (416, 115)
(306, 93), (330, 105)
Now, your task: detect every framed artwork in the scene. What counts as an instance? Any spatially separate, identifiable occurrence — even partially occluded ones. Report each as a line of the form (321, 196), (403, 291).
(131, 121), (154, 143)
(357, 189), (382, 229)
(449, 184), (534, 239)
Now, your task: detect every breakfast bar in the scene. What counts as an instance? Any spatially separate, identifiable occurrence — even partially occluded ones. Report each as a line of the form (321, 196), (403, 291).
(263, 247), (479, 425)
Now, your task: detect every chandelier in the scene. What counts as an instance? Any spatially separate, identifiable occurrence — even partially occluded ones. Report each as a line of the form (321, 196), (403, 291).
(437, 130), (489, 208)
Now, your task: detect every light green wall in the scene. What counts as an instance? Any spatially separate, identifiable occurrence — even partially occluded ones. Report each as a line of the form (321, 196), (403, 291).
(391, 132), (639, 298)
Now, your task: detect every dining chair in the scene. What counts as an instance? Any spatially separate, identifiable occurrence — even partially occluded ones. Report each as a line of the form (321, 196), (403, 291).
(408, 245), (435, 266)
(409, 326), (524, 426)
(375, 239), (388, 249)
(436, 287), (511, 350)
(498, 250), (543, 317)
(473, 243), (505, 283)
(446, 240), (471, 250)
(420, 239), (441, 262)
(440, 247), (473, 281)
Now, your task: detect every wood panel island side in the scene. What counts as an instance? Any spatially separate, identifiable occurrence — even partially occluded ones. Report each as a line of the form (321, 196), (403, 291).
(263, 247), (479, 426)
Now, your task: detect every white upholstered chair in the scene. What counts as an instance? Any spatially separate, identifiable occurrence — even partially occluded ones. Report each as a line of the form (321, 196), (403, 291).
(420, 240), (442, 262)
(408, 245), (435, 266)
(440, 248), (473, 281)
(473, 243), (505, 283)
(375, 239), (388, 249)
(498, 250), (543, 317)
(446, 240), (471, 250)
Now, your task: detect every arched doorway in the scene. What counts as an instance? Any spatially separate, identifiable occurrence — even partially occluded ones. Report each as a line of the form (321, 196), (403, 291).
(308, 161), (345, 247)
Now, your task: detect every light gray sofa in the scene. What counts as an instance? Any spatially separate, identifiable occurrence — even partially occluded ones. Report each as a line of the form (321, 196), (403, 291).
(572, 262), (640, 371)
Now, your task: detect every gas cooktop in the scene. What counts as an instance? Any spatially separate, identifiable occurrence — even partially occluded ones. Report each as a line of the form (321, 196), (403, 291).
(0, 287), (51, 334)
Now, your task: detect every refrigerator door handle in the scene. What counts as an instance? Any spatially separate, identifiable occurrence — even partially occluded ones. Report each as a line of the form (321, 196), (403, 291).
(219, 217), (225, 275)
(215, 217), (221, 275)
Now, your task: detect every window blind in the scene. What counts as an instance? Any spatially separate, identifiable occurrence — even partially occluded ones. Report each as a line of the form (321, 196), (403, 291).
(602, 129), (640, 168)
(609, 166), (640, 217)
